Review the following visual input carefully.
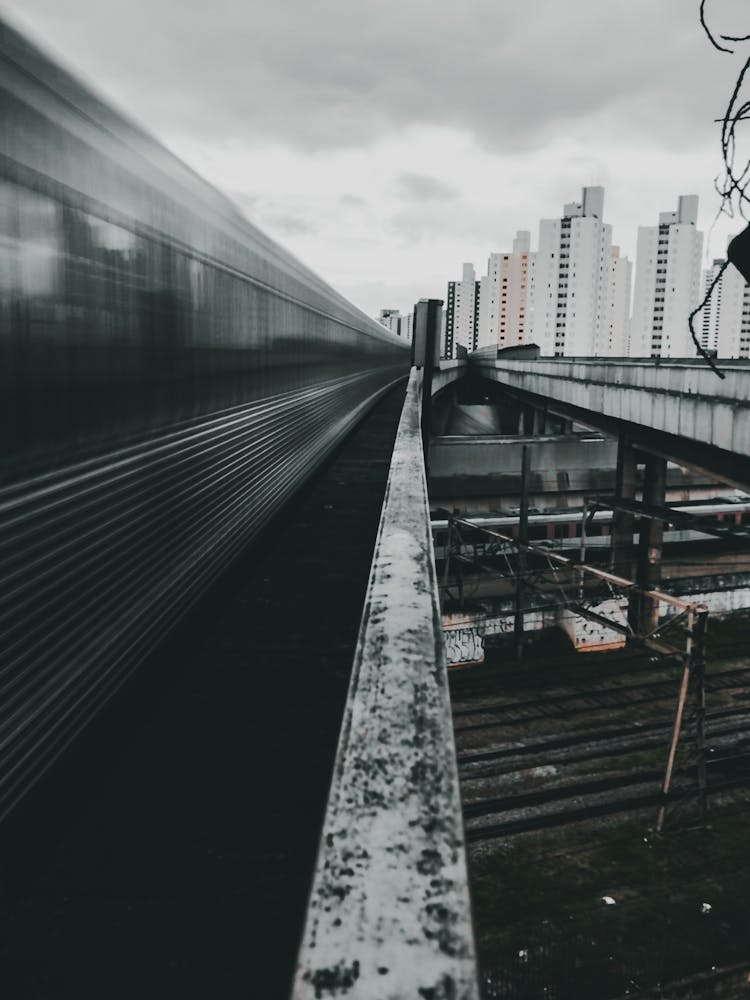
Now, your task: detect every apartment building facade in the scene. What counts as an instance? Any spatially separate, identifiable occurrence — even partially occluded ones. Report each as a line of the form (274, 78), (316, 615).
(630, 195), (703, 358)
(445, 262), (480, 357)
(530, 187), (627, 357)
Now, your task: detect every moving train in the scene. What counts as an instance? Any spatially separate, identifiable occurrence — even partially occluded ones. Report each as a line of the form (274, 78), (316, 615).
(0, 19), (409, 820)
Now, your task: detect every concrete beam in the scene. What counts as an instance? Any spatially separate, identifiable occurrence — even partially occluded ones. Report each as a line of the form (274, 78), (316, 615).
(293, 368), (478, 999)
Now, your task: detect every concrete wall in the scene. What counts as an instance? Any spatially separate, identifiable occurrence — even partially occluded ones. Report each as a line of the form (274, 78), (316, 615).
(429, 434), (615, 479)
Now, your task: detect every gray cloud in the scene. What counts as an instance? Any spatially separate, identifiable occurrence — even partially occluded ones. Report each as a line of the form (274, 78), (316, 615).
(397, 172), (459, 202)
(5, 0), (739, 156)
(230, 191), (260, 215)
(339, 279), (441, 317)
(387, 197), (516, 248)
(339, 193), (366, 206)
(256, 208), (318, 237)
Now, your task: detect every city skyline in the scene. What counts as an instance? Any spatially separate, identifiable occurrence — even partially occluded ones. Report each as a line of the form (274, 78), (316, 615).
(4, 1), (748, 318)
(430, 187), (750, 360)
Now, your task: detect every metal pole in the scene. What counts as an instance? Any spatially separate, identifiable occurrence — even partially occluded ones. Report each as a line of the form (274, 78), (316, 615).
(440, 516), (453, 612)
(656, 606), (694, 834)
(413, 298), (442, 476)
(514, 445), (530, 662)
(693, 609), (709, 825)
(454, 517), (465, 611)
(579, 500), (589, 601)
(612, 434), (637, 578)
(579, 499), (588, 567)
(633, 455), (667, 635)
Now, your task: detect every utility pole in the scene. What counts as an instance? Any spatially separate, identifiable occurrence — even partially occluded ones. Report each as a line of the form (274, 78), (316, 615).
(412, 298), (443, 474)
(514, 445), (530, 662)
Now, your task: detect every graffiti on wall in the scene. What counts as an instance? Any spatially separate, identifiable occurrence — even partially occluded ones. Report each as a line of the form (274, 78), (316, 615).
(443, 627), (484, 665)
(442, 584), (750, 666)
(558, 599), (628, 652)
(442, 608), (552, 666)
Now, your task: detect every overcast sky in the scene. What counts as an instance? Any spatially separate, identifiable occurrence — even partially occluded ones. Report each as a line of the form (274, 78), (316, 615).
(4, 0), (749, 317)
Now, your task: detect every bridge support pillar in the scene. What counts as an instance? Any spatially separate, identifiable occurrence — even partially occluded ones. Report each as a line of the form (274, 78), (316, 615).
(518, 405), (535, 436)
(517, 404), (547, 436)
(413, 298), (443, 471)
(612, 434), (637, 578)
(629, 454), (667, 634)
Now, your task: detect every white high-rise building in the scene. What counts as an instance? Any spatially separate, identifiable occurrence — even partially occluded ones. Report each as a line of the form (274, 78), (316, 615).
(630, 195), (703, 358)
(478, 258), (500, 350)
(398, 312), (414, 343)
(377, 309), (401, 336)
(700, 259), (729, 356)
(445, 263), (480, 357)
(377, 308), (414, 343)
(530, 187), (625, 357)
(700, 256), (750, 358)
(600, 246), (632, 357)
(478, 231), (533, 350)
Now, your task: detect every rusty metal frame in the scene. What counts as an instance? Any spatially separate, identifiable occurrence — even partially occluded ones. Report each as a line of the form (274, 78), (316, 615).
(439, 514), (710, 833)
(452, 516), (699, 613)
(582, 494), (750, 543)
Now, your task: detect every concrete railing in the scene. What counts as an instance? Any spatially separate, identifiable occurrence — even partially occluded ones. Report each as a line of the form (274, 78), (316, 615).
(431, 358), (468, 397)
(293, 368), (478, 999)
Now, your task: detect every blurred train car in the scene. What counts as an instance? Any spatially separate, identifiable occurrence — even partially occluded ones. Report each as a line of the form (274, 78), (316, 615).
(0, 19), (409, 820)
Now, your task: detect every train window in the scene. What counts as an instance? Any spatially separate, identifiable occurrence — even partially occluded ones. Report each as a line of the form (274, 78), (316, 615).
(0, 180), (15, 294)
(0, 181), (62, 297)
(89, 218), (136, 254)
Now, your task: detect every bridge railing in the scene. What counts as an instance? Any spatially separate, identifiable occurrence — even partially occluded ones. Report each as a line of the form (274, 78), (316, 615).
(474, 354), (750, 404)
(292, 367), (479, 999)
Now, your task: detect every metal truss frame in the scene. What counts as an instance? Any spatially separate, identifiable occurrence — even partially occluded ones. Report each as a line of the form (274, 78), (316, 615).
(437, 513), (710, 833)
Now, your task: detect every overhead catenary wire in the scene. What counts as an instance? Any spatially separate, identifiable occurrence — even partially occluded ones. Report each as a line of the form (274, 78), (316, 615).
(700, 0), (734, 54)
(693, 3), (750, 379)
(688, 260), (728, 379)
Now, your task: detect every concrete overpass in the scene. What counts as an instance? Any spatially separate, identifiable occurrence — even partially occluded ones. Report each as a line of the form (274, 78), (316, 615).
(470, 356), (750, 492)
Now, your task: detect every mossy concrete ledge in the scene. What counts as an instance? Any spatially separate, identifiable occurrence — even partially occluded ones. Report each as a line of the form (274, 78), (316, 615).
(292, 367), (479, 999)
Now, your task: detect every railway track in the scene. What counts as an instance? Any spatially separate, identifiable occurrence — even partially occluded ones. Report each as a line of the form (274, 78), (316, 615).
(458, 707), (750, 779)
(452, 665), (750, 732)
(465, 753), (750, 841)
(458, 623), (750, 995)
(455, 661), (750, 844)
